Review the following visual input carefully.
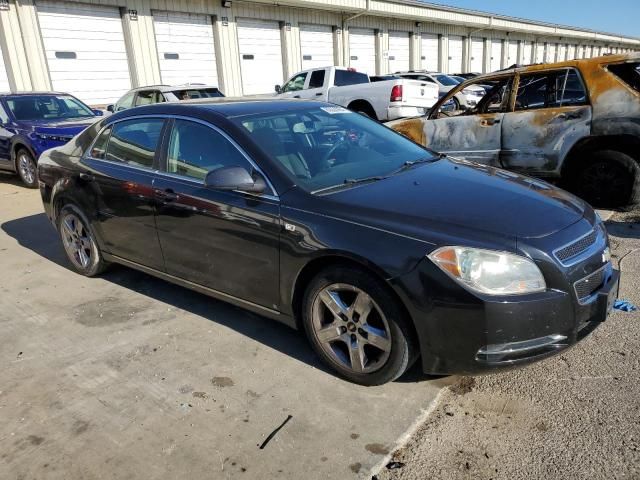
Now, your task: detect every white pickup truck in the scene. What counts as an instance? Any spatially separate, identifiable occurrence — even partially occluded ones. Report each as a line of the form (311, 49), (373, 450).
(275, 66), (439, 121)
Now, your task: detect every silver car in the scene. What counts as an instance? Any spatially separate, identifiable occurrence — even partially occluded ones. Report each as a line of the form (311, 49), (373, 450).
(107, 84), (224, 113)
(396, 71), (486, 110)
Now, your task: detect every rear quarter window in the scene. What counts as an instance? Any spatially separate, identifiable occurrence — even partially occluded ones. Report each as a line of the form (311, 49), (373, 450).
(607, 62), (640, 93)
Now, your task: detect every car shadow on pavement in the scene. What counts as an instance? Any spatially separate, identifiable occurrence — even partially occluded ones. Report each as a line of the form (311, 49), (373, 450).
(2, 212), (440, 383)
(605, 220), (640, 240)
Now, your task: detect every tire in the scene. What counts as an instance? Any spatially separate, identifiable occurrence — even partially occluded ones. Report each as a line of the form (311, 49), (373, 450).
(15, 148), (38, 188)
(57, 204), (108, 277)
(572, 150), (640, 208)
(452, 96), (461, 111)
(301, 265), (417, 386)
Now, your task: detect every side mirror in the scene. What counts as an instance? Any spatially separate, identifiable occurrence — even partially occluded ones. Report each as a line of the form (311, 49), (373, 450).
(106, 104), (114, 113)
(205, 166), (266, 194)
(92, 109), (104, 116)
(274, 85), (282, 94)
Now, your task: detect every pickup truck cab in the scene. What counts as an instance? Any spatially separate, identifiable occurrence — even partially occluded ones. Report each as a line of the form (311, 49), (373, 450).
(275, 66), (438, 121)
(390, 54), (640, 208)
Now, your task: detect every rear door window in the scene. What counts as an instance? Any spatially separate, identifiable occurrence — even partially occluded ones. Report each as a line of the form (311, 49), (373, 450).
(105, 119), (164, 169)
(135, 90), (161, 106)
(515, 69), (587, 111)
(334, 70), (369, 86)
(308, 69), (326, 89)
(607, 61), (640, 93)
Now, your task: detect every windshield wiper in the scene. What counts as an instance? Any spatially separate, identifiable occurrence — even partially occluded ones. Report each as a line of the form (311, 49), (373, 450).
(391, 155), (443, 175)
(311, 175), (386, 194)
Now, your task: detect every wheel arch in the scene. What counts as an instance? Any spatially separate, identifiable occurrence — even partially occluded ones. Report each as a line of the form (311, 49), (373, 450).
(346, 99), (378, 120)
(290, 253), (419, 348)
(561, 134), (640, 179)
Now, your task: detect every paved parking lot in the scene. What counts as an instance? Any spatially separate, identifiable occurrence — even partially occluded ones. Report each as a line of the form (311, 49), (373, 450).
(0, 177), (447, 480)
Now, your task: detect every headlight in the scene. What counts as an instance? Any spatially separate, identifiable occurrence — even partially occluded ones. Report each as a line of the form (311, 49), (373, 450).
(462, 88), (484, 96)
(428, 246), (546, 295)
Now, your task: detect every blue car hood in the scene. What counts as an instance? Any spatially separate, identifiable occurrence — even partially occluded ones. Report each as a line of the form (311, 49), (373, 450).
(22, 117), (97, 136)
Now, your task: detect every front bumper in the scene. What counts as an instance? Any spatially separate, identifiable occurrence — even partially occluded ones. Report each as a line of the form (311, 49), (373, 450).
(391, 258), (619, 376)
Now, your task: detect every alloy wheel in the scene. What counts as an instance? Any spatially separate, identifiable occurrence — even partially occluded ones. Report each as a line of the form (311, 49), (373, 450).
(60, 213), (93, 270)
(18, 153), (36, 185)
(311, 283), (392, 374)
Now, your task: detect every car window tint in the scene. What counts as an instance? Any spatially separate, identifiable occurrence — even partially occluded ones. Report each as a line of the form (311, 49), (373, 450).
(282, 73), (308, 92)
(135, 91), (157, 106)
(607, 61), (640, 93)
(515, 69), (587, 111)
(0, 104), (9, 124)
(167, 120), (250, 180)
(115, 92), (135, 111)
(172, 88), (224, 100)
(90, 126), (111, 159)
(105, 119), (164, 168)
(308, 70), (326, 89)
(334, 70), (369, 86)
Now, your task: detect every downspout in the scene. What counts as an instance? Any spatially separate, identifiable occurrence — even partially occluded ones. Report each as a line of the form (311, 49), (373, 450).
(342, 0), (371, 65)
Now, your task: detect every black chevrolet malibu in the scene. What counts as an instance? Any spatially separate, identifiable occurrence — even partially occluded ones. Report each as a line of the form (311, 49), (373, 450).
(38, 99), (619, 386)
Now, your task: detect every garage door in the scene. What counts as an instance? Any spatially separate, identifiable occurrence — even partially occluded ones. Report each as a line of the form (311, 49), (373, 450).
(448, 35), (463, 73)
(535, 43), (545, 63)
(568, 44), (576, 60)
(577, 45), (584, 59)
(300, 24), (334, 70)
(388, 31), (409, 73)
(490, 40), (502, 71)
(0, 46), (10, 92)
(349, 28), (376, 75)
(469, 37), (484, 73)
(546, 43), (557, 63)
(558, 44), (567, 62)
(153, 11), (218, 86)
(505, 41), (517, 66)
(237, 19), (283, 95)
(421, 34), (439, 71)
(36, 1), (131, 105)
(521, 41), (533, 65)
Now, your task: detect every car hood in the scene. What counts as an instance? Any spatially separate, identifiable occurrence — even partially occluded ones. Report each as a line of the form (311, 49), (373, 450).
(317, 158), (587, 242)
(21, 117), (97, 136)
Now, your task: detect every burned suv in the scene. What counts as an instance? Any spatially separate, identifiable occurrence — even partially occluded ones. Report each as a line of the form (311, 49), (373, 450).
(390, 54), (640, 208)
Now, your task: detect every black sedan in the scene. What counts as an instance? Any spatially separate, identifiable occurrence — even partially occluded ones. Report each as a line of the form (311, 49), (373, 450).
(38, 99), (619, 385)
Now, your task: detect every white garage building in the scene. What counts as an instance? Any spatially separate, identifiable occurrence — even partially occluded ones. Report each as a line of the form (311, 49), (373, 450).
(0, 0), (638, 105)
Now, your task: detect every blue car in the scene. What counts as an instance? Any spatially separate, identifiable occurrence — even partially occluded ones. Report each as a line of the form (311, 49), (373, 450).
(0, 92), (102, 187)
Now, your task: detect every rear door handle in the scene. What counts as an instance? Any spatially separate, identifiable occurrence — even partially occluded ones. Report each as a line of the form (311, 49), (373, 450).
(293, 95), (301, 99)
(154, 188), (179, 202)
(315, 92), (322, 96)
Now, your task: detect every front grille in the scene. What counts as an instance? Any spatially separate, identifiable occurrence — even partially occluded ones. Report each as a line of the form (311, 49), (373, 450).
(554, 229), (598, 264)
(574, 265), (607, 302)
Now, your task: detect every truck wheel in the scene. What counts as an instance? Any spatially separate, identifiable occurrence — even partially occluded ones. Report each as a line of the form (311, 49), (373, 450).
(574, 150), (640, 208)
(15, 149), (38, 188)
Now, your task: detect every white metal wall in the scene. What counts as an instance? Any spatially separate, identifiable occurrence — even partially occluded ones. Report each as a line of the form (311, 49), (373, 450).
(388, 31), (410, 73)
(0, 47), (9, 92)
(153, 11), (219, 86)
(421, 33), (439, 71)
(521, 41), (533, 64)
(299, 24), (334, 70)
(546, 43), (557, 62)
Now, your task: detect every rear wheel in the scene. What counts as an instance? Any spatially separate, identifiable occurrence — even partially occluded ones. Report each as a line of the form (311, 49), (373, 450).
(57, 204), (108, 276)
(15, 149), (38, 188)
(301, 265), (416, 386)
(573, 150), (640, 208)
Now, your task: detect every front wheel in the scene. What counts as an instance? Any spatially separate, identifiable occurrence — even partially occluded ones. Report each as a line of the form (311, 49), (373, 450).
(301, 266), (416, 385)
(57, 204), (108, 276)
(573, 150), (640, 208)
(15, 149), (38, 188)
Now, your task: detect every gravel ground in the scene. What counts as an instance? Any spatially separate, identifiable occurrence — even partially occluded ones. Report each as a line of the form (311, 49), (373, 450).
(377, 210), (640, 480)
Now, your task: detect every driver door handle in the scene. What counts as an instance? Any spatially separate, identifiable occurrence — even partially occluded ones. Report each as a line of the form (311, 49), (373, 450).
(480, 118), (500, 126)
(154, 188), (179, 202)
(293, 95), (301, 98)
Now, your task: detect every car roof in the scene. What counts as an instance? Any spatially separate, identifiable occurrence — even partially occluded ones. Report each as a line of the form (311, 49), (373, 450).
(0, 91), (72, 97)
(128, 84), (221, 93)
(109, 98), (329, 119)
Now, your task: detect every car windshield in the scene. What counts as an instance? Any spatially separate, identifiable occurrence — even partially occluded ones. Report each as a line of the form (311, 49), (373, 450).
(234, 106), (438, 193)
(172, 88), (224, 100)
(435, 75), (459, 86)
(450, 76), (465, 84)
(5, 95), (94, 121)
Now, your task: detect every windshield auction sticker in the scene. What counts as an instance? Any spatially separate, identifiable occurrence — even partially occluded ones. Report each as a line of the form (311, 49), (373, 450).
(321, 106), (351, 114)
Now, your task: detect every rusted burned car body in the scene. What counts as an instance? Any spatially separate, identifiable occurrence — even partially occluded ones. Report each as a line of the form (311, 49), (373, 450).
(389, 54), (640, 206)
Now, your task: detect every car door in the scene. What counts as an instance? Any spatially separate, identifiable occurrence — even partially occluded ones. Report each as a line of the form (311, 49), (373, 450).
(297, 69), (327, 100)
(152, 118), (281, 310)
(278, 72), (308, 99)
(500, 68), (592, 175)
(0, 102), (12, 166)
(423, 75), (513, 166)
(80, 117), (166, 270)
